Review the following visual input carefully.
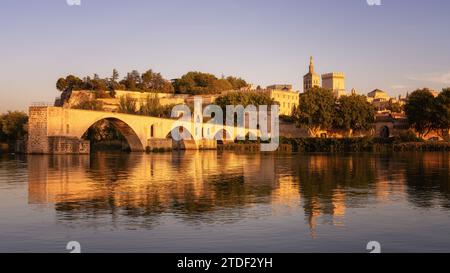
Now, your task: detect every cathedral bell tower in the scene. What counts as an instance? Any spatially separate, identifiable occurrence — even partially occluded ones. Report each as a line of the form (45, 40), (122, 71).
(303, 56), (321, 91)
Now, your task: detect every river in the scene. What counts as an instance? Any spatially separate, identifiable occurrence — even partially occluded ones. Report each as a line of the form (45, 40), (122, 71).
(0, 151), (449, 252)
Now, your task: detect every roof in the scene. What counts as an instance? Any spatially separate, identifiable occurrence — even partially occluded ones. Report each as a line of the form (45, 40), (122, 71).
(367, 89), (389, 98)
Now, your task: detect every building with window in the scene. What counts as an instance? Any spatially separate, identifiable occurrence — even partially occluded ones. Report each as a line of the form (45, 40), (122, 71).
(266, 85), (300, 116)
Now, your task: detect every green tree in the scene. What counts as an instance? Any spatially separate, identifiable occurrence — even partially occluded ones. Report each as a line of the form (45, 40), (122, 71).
(434, 88), (450, 139)
(215, 91), (276, 109)
(91, 77), (108, 92)
(56, 78), (67, 91)
(0, 115), (4, 142)
(294, 87), (336, 136)
(387, 100), (403, 113)
(72, 97), (104, 111)
(112, 69), (119, 82)
(213, 78), (233, 92)
(118, 94), (137, 114)
(119, 70), (142, 91)
(140, 69), (174, 93)
(334, 94), (375, 134)
(226, 76), (248, 90)
(0, 111), (28, 142)
(173, 72), (237, 95)
(138, 94), (177, 118)
(65, 75), (84, 90)
(108, 69), (124, 93)
(140, 94), (162, 116)
(56, 75), (83, 91)
(404, 88), (436, 137)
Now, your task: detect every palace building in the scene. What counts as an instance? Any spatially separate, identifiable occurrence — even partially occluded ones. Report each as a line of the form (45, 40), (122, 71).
(322, 72), (346, 98)
(302, 56), (347, 97)
(303, 56), (321, 91)
(265, 85), (300, 116)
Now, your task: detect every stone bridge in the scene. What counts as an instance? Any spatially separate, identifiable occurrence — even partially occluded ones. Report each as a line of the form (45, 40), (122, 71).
(27, 106), (259, 154)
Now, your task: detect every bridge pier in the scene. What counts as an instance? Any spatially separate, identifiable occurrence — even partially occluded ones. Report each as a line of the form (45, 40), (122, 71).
(47, 136), (90, 154)
(147, 138), (172, 152)
(147, 138), (217, 151)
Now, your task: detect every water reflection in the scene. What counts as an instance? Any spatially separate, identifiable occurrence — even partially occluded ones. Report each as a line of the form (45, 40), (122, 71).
(27, 152), (450, 234)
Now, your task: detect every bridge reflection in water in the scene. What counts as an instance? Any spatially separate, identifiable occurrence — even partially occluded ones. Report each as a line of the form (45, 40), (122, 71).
(27, 152), (450, 236)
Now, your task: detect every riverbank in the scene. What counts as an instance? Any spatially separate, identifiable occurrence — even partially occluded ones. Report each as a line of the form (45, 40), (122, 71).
(282, 137), (450, 152)
(7, 137), (450, 154)
(220, 137), (450, 153)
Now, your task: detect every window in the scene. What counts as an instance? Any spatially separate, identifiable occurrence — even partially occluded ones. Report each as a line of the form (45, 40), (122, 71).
(150, 125), (155, 137)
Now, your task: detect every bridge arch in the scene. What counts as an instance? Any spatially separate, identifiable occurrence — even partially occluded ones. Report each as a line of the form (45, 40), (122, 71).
(166, 126), (197, 150)
(212, 128), (234, 144)
(79, 117), (145, 152)
(165, 125), (194, 139)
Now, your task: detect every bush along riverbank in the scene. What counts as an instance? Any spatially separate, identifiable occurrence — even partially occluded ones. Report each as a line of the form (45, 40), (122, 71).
(280, 137), (450, 153)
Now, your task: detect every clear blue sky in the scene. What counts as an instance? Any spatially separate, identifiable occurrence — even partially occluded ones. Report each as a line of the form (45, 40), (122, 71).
(1, 0), (449, 112)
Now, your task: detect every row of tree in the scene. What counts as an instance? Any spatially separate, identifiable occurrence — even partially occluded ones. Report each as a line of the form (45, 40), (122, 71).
(0, 111), (28, 143)
(404, 88), (450, 137)
(71, 93), (175, 118)
(118, 94), (175, 118)
(172, 72), (248, 95)
(56, 69), (248, 95)
(293, 87), (450, 139)
(56, 69), (173, 94)
(293, 88), (375, 136)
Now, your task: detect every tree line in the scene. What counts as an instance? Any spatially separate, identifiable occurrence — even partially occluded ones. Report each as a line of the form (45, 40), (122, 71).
(405, 88), (450, 138)
(118, 94), (175, 118)
(293, 87), (375, 136)
(71, 92), (176, 119)
(292, 87), (450, 139)
(0, 111), (28, 144)
(172, 72), (248, 95)
(56, 69), (248, 95)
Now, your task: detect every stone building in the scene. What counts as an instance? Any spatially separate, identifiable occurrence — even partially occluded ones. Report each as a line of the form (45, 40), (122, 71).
(366, 89), (403, 111)
(302, 56), (347, 98)
(367, 89), (391, 102)
(265, 85), (300, 116)
(322, 72), (346, 98)
(303, 56), (321, 91)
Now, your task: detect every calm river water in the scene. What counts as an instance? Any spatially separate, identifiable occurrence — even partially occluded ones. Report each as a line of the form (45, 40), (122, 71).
(0, 151), (449, 253)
